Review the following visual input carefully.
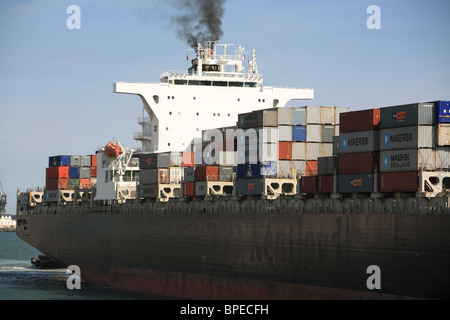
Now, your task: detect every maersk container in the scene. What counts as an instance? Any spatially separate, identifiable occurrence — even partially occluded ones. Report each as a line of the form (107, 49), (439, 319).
(292, 108), (306, 125)
(338, 152), (379, 175)
(437, 124), (450, 146)
(236, 178), (263, 195)
(318, 156), (339, 176)
(435, 100), (450, 123)
(380, 103), (434, 128)
(338, 130), (380, 154)
(339, 109), (380, 133)
(292, 126), (306, 142)
(333, 136), (340, 155)
(435, 147), (450, 170)
(380, 149), (436, 172)
(338, 174), (376, 193)
(238, 110), (277, 129)
(380, 172), (418, 193)
(69, 167), (80, 178)
(380, 126), (435, 150)
(139, 153), (170, 169)
(49, 155), (71, 167)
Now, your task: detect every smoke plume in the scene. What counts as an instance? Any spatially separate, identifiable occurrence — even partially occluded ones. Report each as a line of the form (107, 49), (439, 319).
(172, 0), (226, 48)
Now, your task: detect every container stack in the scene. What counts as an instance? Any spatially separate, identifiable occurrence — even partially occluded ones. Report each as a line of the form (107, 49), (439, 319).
(46, 154), (97, 202)
(379, 102), (448, 192)
(139, 152), (182, 201)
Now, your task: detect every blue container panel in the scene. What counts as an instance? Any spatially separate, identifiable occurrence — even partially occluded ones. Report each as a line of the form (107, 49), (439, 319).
(69, 167), (80, 178)
(437, 101), (450, 123)
(237, 163), (262, 179)
(292, 126), (307, 142)
(261, 161), (277, 178)
(49, 155), (71, 167)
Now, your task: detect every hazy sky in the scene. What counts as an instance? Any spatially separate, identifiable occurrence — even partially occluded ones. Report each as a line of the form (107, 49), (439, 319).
(1, 0), (449, 213)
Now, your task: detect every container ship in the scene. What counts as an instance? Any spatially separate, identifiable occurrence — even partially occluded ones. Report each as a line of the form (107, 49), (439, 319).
(15, 41), (450, 299)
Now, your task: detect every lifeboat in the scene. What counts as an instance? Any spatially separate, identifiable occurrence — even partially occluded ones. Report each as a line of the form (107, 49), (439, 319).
(104, 142), (121, 158)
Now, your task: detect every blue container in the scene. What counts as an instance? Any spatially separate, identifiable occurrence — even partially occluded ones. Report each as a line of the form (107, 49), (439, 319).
(49, 155), (71, 167)
(292, 126), (307, 142)
(237, 163), (262, 179)
(261, 161), (277, 177)
(69, 167), (80, 178)
(436, 100), (450, 123)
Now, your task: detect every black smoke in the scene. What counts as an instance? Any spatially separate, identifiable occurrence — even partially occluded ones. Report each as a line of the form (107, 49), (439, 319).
(172, 0), (226, 48)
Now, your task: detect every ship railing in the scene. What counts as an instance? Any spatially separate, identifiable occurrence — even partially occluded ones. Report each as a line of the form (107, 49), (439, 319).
(161, 70), (262, 81)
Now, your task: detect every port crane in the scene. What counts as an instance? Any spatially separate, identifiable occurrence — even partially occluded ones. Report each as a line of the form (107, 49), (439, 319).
(0, 179), (6, 214)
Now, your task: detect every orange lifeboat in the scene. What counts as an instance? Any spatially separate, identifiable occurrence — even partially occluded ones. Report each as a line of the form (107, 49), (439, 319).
(104, 142), (121, 158)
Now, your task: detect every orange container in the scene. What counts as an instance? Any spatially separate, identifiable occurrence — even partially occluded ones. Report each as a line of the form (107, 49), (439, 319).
(278, 142), (292, 160)
(182, 152), (195, 167)
(184, 182), (195, 197)
(195, 166), (219, 181)
(46, 166), (69, 178)
(305, 160), (318, 176)
(80, 178), (91, 189)
(91, 154), (97, 166)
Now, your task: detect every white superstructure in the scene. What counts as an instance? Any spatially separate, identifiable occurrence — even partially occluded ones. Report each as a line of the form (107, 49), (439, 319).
(114, 41), (314, 153)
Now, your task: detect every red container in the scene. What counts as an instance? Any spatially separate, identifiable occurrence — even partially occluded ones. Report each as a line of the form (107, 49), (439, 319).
(338, 152), (379, 175)
(318, 175), (333, 193)
(305, 160), (318, 176)
(380, 172), (418, 192)
(340, 108), (380, 133)
(183, 182), (195, 197)
(80, 178), (91, 189)
(91, 154), (97, 167)
(182, 152), (195, 167)
(46, 166), (69, 179)
(301, 176), (317, 194)
(194, 166), (219, 181)
(278, 142), (292, 160)
(46, 178), (69, 190)
(90, 166), (97, 177)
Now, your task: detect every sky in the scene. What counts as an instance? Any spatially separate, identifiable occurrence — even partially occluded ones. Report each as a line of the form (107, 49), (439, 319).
(0, 0), (449, 214)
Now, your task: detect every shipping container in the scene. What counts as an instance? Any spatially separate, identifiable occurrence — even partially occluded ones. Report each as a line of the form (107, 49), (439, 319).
(338, 130), (380, 154)
(46, 178), (69, 190)
(434, 100), (450, 123)
(79, 167), (91, 179)
(237, 127), (278, 145)
(182, 152), (195, 167)
(90, 166), (97, 177)
(292, 142), (305, 160)
(79, 178), (91, 189)
(300, 176), (317, 194)
(237, 163), (262, 179)
(306, 143), (332, 160)
(380, 126), (435, 150)
(321, 125), (335, 143)
(219, 166), (234, 181)
(140, 169), (170, 184)
(380, 149), (436, 172)
(306, 124), (321, 142)
(380, 103), (434, 128)
(436, 147), (450, 170)
(183, 182), (195, 197)
(305, 161), (318, 176)
(278, 142), (292, 160)
(318, 156), (339, 176)
(139, 153), (170, 169)
(292, 108), (306, 125)
(90, 177), (97, 188)
(277, 160), (292, 179)
(334, 107), (350, 125)
(270, 107), (292, 125)
(292, 160), (306, 178)
(195, 182), (208, 196)
(169, 167), (184, 184)
(437, 124), (450, 146)
(219, 151), (237, 166)
(261, 161), (277, 178)
(91, 154), (97, 167)
(241, 143), (277, 163)
(49, 155), (71, 167)
(278, 126), (293, 142)
(339, 109), (380, 133)
(333, 136), (340, 155)
(338, 152), (379, 175)
(70, 155), (81, 167)
(318, 175), (334, 193)
(236, 178), (263, 195)
(80, 156), (91, 167)
(169, 152), (182, 167)
(183, 167), (195, 182)
(379, 172), (418, 192)
(195, 166), (219, 181)
(338, 174), (376, 193)
(46, 166), (69, 179)
(69, 167), (80, 178)
(292, 126), (306, 142)
(238, 110), (277, 128)
(69, 178), (79, 189)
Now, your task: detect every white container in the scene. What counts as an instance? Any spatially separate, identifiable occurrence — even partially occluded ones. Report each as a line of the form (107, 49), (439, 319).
(277, 160), (293, 178)
(436, 147), (450, 170)
(292, 142), (306, 160)
(437, 124), (450, 146)
(320, 107), (335, 124)
(306, 124), (321, 142)
(278, 125), (293, 142)
(306, 142), (321, 160)
(170, 167), (184, 184)
(292, 160), (306, 178)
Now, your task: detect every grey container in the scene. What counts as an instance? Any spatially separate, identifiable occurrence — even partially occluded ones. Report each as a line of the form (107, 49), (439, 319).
(184, 167), (195, 182)
(338, 130), (380, 154)
(292, 108), (306, 125)
(140, 169), (170, 184)
(278, 125), (293, 141)
(236, 178), (263, 195)
(270, 107), (292, 125)
(79, 167), (91, 179)
(321, 125), (335, 143)
(338, 174), (376, 193)
(292, 160), (306, 178)
(80, 156), (91, 167)
(219, 166), (234, 181)
(139, 153), (170, 169)
(306, 125), (321, 142)
(70, 155), (81, 167)
(379, 149), (436, 172)
(318, 156), (339, 176)
(238, 110), (278, 129)
(436, 147), (450, 169)
(380, 126), (435, 150)
(292, 142), (306, 160)
(380, 103), (435, 129)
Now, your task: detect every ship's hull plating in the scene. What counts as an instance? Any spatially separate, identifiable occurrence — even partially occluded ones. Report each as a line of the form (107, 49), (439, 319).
(16, 211), (450, 299)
